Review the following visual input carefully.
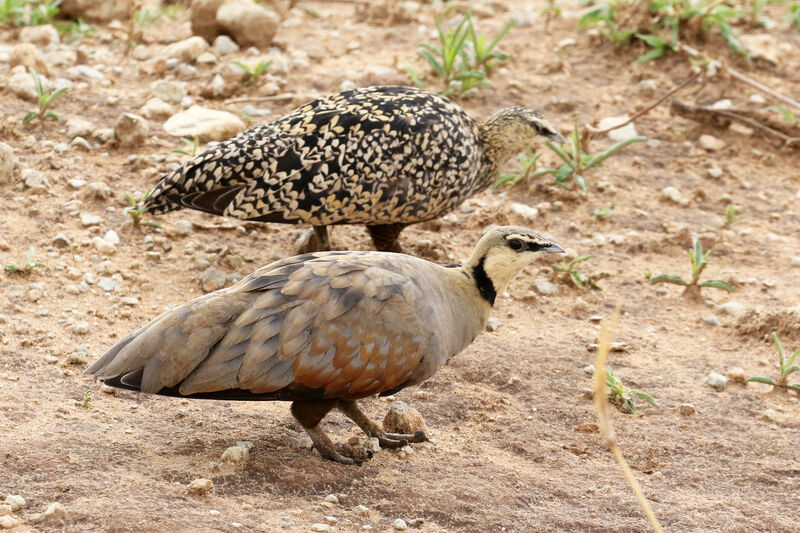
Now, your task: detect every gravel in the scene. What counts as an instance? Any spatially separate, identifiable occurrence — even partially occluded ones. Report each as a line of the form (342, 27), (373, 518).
(392, 518), (408, 530)
(707, 372), (728, 391)
(188, 478), (213, 495)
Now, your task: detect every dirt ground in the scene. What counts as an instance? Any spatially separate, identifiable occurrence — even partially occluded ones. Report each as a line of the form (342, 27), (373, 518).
(1, 1), (799, 531)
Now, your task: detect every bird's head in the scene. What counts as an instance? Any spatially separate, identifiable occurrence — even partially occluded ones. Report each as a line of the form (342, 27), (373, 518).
(480, 107), (565, 164)
(465, 226), (565, 305)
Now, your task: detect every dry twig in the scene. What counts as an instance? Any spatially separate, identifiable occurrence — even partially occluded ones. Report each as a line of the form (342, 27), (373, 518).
(593, 303), (664, 533)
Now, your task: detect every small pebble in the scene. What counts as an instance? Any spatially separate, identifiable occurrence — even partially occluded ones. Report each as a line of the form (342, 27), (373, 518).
(707, 372), (727, 391)
(188, 478), (213, 495)
(485, 317), (500, 332)
(353, 505), (369, 517)
(679, 403), (695, 416)
(310, 524), (331, 532)
(43, 502), (66, 521)
(392, 518), (407, 530)
(4, 496), (24, 512)
(324, 494), (338, 504)
(704, 315), (719, 326)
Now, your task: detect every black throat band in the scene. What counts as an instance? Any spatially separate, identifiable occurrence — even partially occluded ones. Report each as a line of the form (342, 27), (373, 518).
(472, 256), (496, 306)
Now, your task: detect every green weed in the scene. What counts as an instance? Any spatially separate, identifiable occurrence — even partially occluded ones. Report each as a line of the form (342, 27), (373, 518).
(594, 200), (617, 219)
(747, 333), (800, 392)
(231, 60), (272, 86)
(724, 204), (741, 226)
(124, 189), (162, 229)
(580, 0), (754, 62)
(764, 105), (797, 123)
(23, 68), (68, 123)
(5, 247), (44, 274)
(172, 136), (200, 157)
(416, 11), (515, 98)
(790, 3), (800, 29)
(552, 255), (610, 290)
(0, 0), (60, 26)
(493, 150), (556, 188)
(54, 18), (96, 43)
(81, 390), (94, 409)
(606, 366), (659, 414)
(648, 236), (732, 297)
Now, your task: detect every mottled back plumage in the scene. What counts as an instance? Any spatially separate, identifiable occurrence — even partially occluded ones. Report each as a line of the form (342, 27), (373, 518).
(140, 86), (562, 251)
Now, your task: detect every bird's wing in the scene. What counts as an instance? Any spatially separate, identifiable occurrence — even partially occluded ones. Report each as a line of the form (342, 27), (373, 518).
(140, 87), (479, 224)
(87, 252), (435, 400)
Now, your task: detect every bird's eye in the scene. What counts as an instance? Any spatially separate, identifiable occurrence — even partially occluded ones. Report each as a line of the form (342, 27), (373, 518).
(508, 238), (523, 251)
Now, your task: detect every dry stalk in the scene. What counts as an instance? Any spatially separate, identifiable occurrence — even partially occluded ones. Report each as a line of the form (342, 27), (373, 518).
(592, 303), (664, 533)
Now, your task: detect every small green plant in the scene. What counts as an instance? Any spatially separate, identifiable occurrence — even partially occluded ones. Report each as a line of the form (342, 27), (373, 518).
(552, 255), (610, 290)
(790, 3), (800, 29)
(724, 204), (740, 226)
(23, 68), (68, 123)
(548, 118), (646, 190)
(605, 366), (659, 414)
(594, 200), (617, 219)
(580, 0), (751, 62)
(81, 389), (94, 409)
(541, 0), (563, 29)
(493, 150), (555, 188)
(648, 236), (732, 297)
(231, 60), (272, 86)
(764, 105), (797, 123)
(747, 333), (800, 392)
(172, 136), (200, 157)
(124, 189), (162, 228)
(5, 247), (44, 274)
(416, 11), (515, 98)
(54, 18), (96, 43)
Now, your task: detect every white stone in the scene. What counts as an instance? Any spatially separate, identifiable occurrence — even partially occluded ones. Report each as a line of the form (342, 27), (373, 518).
(80, 213), (102, 226)
(324, 494), (338, 504)
(71, 137), (91, 151)
(749, 94), (766, 105)
(740, 34), (780, 65)
(114, 113), (149, 146)
(486, 317), (500, 332)
(0, 516), (20, 529)
(98, 277), (119, 292)
(187, 478), (213, 494)
(704, 315), (719, 326)
(210, 74), (225, 97)
(67, 64), (104, 80)
(707, 372), (727, 390)
(221, 444), (249, 463)
(596, 115), (638, 142)
(43, 502), (66, 521)
(791, 257), (800, 267)
(534, 278), (558, 295)
(139, 97), (174, 119)
(698, 134), (726, 151)
(92, 236), (116, 254)
(661, 186), (687, 206)
(354, 504), (369, 516)
(509, 202), (539, 221)
(8, 71), (40, 100)
(164, 106), (245, 142)
(150, 80), (185, 104)
(196, 51), (217, 64)
(310, 525), (331, 532)
(73, 322), (90, 335)
(216, 0), (281, 50)
(121, 297), (139, 306)
(707, 166), (724, 178)
(66, 118), (94, 139)
(104, 230), (120, 245)
(4, 495), (25, 512)
(213, 35), (240, 55)
(340, 80), (356, 91)
(0, 142), (17, 184)
(718, 301), (745, 318)
(392, 519), (408, 530)
(23, 169), (50, 191)
(710, 99), (733, 110)
(164, 36), (209, 63)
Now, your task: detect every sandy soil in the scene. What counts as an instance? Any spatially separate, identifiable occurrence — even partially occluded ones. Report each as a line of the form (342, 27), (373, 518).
(1, 1), (799, 532)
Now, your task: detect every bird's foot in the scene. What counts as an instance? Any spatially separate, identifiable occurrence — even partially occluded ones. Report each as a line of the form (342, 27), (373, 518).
(325, 443), (372, 465)
(376, 431), (428, 449)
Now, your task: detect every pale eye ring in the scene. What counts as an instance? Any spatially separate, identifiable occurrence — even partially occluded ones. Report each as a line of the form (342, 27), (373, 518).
(508, 238), (523, 251)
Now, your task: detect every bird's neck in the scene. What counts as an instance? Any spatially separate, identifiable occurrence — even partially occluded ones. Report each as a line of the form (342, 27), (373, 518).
(476, 122), (528, 190)
(461, 253), (523, 307)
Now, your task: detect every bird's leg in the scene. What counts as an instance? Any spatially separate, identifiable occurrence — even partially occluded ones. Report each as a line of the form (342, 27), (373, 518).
(291, 399), (368, 465)
(313, 225), (332, 251)
(338, 400), (427, 449)
(365, 224), (406, 253)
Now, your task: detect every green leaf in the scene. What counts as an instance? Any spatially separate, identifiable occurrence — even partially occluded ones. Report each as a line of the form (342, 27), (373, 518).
(585, 136), (647, 169)
(700, 280), (733, 293)
(417, 49), (446, 78)
(631, 390), (659, 407)
(579, 8), (610, 26)
(772, 332), (786, 366)
(786, 347), (800, 368)
(568, 255), (594, 267)
(635, 33), (665, 49)
(634, 47), (665, 64)
(649, 274), (688, 286)
(746, 376), (775, 385)
(788, 384), (800, 392)
(44, 111), (59, 121)
(23, 112), (37, 123)
(783, 365), (800, 376)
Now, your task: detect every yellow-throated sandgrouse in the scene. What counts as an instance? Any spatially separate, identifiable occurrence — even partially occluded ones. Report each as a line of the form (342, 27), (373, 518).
(140, 86), (563, 252)
(85, 226), (564, 464)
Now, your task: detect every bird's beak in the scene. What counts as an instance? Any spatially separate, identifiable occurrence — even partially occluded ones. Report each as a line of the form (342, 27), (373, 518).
(542, 242), (565, 254)
(545, 131), (566, 144)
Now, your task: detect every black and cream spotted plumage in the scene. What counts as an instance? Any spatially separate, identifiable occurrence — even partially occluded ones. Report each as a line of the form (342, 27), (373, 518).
(141, 86), (563, 252)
